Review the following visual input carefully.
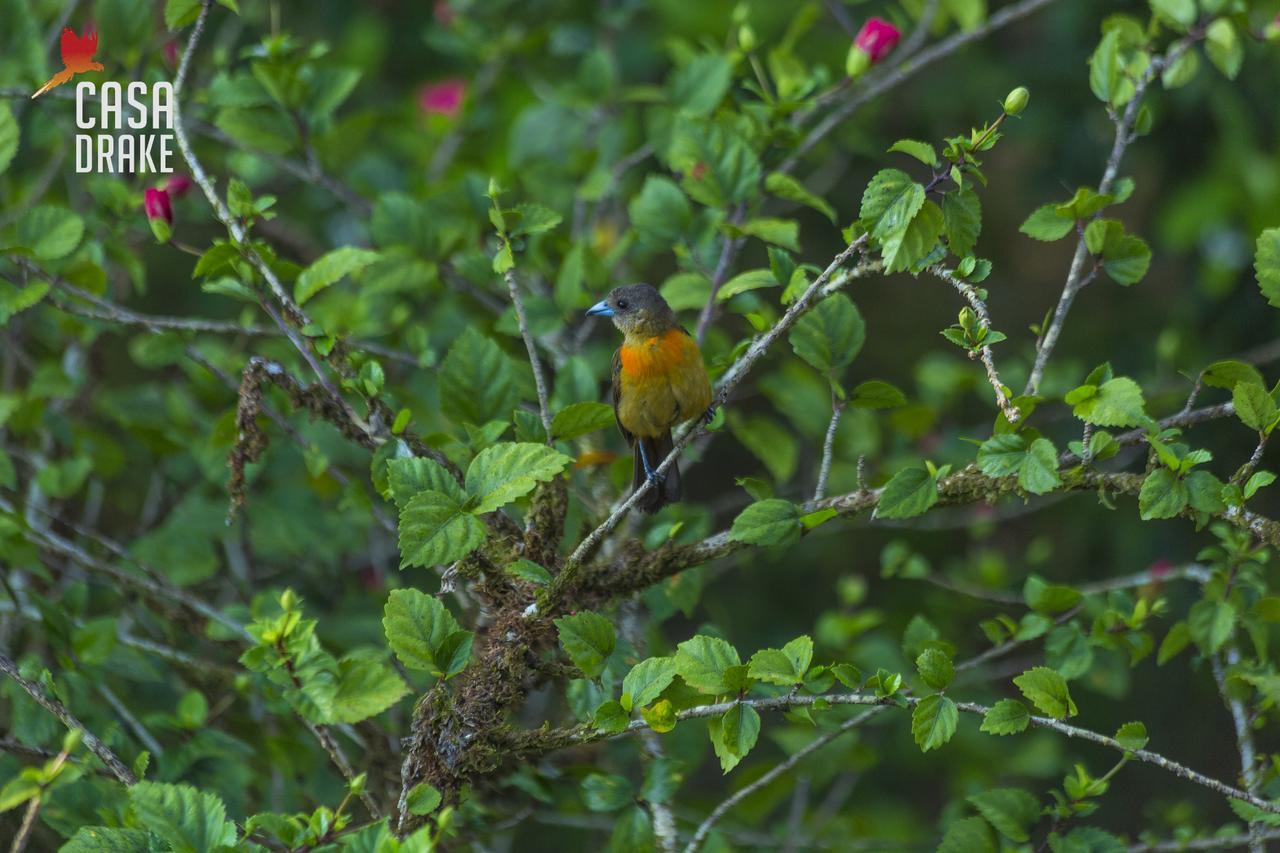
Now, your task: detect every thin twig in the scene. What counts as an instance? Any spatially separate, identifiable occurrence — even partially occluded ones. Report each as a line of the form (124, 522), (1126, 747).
(683, 707), (882, 853)
(1127, 831), (1280, 852)
(0, 653), (136, 786)
(928, 264), (1019, 422)
(1025, 38), (1196, 394)
(694, 205), (747, 345)
(503, 268), (553, 442)
(1213, 648), (1263, 853)
(814, 397), (845, 501)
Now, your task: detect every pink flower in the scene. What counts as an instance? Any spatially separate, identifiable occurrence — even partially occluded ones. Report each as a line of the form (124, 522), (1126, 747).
(164, 174), (193, 197)
(163, 40), (180, 69)
(1147, 559), (1174, 580)
(855, 17), (902, 63)
(418, 79), (466, 118)
(144, 188), (172, 224)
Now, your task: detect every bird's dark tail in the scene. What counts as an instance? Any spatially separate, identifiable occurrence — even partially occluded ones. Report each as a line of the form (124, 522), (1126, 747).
(634, 432), (681, 514)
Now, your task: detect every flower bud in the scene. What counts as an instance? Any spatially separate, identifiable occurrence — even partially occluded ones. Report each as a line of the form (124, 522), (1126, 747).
(143, 188), (172, 243)
(418, 79), (466, 119)
(164, 174), (193, 197)
(852, 17), (902, 68)
(1002, 86), (1029, 116)
(845, 42), (871, 78)
(738, 23), (757, 53)
(1266, 14), (1280, 43)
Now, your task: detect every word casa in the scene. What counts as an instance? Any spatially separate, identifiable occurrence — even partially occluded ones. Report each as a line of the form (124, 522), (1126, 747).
(74, 81), (175, 174)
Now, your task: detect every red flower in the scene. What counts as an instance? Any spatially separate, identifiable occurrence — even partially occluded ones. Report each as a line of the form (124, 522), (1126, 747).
(418, 79), (466, 118)
(144, 188), (172, 224)
(164, 174), (193, 197)
(855, 17), (902, 63)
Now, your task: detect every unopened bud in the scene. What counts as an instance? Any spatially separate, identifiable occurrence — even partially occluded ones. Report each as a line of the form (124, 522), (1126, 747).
(1003, 86), (1029, 116)
(738, 24), (757, 53)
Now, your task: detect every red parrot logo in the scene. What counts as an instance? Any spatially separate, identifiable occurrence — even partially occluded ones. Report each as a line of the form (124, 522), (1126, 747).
(31, 27), (104, 99)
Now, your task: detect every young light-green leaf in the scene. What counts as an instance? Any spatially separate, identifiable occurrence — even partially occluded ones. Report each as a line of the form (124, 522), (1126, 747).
(554, 611), (616, 679)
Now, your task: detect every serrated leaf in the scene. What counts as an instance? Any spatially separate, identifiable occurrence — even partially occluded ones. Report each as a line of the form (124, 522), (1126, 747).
(764, 171), (836, 222)
(294, 246), (379, 305)
(789, 293), (864, 373)
(581, 773), (633, 812)
(860, 169), (925, 240)
(708, 703), (760, 772)
(882, 200), (944, 274)
(1070, 376), (1147, 427)
(387, 457), (463, 508)
(968, 788), (1040, 842)
(887, 138), (938, 167)
(747, 635), (813, 686)
(876, 466), (938, 519)
(942, 188), (982, 257)
(1013, 666), (1077, 719)
(938, 816), (996, 853)
(915, 647), (954, 690)
(1138, 468), (1188, 520)
(1234, 381), (1277, 433)
(382, 589), (474, 678)
(622, 656), (678, 710)
(555, 611), (616, 679)
(465, 442), (571, 513)
(0, 104), (17, 176)
(911, 694), (958, 752)
(128, 782), (237, 853)
(397, 490), (485, 568)
(1020, 204), (1075, 241)
(1115, 720), (1148, 751)
(439, 328), (520, 426)
(729, 499), (802, 546)
(675, 635), (741, 695)
(981, 699), (1030, 734)
(18, 205), (84, 261)
(1255, 228), (1280, 308)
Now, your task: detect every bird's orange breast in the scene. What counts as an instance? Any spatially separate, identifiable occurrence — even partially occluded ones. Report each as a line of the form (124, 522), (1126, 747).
(618, 329), (698, 381)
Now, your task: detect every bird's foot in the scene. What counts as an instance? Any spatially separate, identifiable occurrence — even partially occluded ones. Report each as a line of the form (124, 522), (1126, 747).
(645, 469), (666, 487)
(700, 406), (718, 426)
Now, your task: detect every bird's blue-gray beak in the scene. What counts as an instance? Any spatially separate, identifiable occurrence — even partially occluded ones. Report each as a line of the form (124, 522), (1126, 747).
(586, 299), (615, 318)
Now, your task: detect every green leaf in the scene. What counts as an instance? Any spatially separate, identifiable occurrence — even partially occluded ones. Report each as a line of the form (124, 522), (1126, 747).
(876, 466), (939, 519)
(609, 806), (655, 852)
(668, 53), (733, 115)
(406, 783), (442, 816)
(942, 188), (982, 257)
(1161, 47), (1199, 89)
(848, 379), (906, 409)
(737, 217), (800, 252)
(1157, 621), (1192, 665)
(622, 656), (678, 710)
(1013, 666), (1077, 719)
(510, 203), (562, 237)
(1255, 228), (1280, 308)
(968, 788), (1040, 842)
(887, 138), (938, 167)
(550, 401), (614, 441)
(506, 558), (552, 586)
(1020, 204), (1075, 241)
(764, 172), (837, 223)
(327, 653), (408, 723)
(1069, 376), (1147, 427)
(1115, 720), (1148, 751)
(882, 200), (944, 274)
(629, 176), (692, 247)
(915, 647), (955, 690)
(976, 434), (1061, 495)
(1203, 359), (1264, 391)
(911, 694), (959, 752)
(594, 700), (629, 734)
(1234, 381), (1277, 433)
(128, 782), (237, 853)
(1188, 599), (1236, 655)
(36, 456), (92, 499)
(669, 118), (762, 208)
(555, 611), (616, 679)
(582, 773), (634, 812)
(708, 703), (760, 772)
(439, 328), (520, 426)
(0, 103), (17, 176)
(397, 490), (485, 568)
(1246, 471), (1276, 500)
(17, 205), (84, 261)
(1206, 19), (1242, 80)
(1089, 29), (1124, 105)
(465, 442), (571, 513)
(294, 246), (380, 305)
(62, 828), (153, 852)
(382, 589), (474, 678)
(729, 499), (802, 547)
(981, 699), (1030, 735)
(938, 816), (996, 853)
(0, 281), (51, 325)
(789, 293), (865, 374)
(1101, 232), (1151, 286)
(1023, 575), (1081, 614)
(675, 635), (741, 695)
(165, 0), (202, 29)
(860, 169), (925, 240)
(747, 635), (813, 686)
(1150, 0), (1195, 29)
(1138, 468), (1188, 520)
(387, 456), (463, 508)
(717, 268), (776, 301)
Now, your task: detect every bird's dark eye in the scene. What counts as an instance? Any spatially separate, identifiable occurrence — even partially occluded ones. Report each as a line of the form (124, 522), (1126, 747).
(617, 299), (629, 310)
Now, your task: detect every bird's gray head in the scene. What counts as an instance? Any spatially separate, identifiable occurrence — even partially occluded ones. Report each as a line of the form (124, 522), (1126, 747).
(586, 284), (675, 336)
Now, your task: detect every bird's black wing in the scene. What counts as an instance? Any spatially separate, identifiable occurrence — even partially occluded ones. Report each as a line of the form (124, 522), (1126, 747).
(611, 347), (635, 447)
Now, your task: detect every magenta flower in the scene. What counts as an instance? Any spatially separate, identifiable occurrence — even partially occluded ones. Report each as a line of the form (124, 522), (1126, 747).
(855, 17), (902, 62)
(418, 79), (466, 118)
(164, 174), (193, 197)
(144, 188), (172, 224)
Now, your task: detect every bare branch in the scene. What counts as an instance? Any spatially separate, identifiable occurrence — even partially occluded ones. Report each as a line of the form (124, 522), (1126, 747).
(503, 268), (553, 441)
(814, 397), (845, 501)
(928, 264), (1019, 423)
(0, 652), (136, 786)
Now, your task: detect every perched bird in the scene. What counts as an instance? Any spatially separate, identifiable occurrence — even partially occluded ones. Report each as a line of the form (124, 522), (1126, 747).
(587, 284), (714, 513)
(32, 28), (103, 99)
